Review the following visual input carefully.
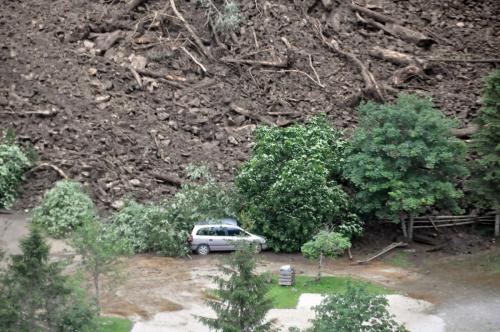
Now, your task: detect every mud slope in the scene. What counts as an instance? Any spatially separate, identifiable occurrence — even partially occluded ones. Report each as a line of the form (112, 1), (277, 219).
(1, 0), (498, 207)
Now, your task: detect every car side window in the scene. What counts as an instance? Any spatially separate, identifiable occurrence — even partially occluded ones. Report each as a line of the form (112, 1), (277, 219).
(197, 227), (215, 236)
(215, 227), (227, 236)
(227, 228), (242, 236)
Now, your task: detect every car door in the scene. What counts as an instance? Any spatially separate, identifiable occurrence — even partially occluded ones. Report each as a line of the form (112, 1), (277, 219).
(225, 227), (247, 250)
(211, 226), (228, 251)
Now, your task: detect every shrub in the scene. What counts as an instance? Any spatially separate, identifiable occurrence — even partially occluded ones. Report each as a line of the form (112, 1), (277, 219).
(165, 164), (241, 231)
(110, 200), (189, 257)
(32, 180), (96, 237)
(310, 283), (408, 332)
(236, 115), (360, 252)
(0, 136), (31, 209)
(345, 94), (468, 222)
(197, 0), (242, 33)
(468, 70), (500, 209)
(301, 231), (351, 280)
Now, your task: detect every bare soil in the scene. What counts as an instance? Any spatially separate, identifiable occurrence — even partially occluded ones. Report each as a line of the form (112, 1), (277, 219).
(1, 0), (498, 208)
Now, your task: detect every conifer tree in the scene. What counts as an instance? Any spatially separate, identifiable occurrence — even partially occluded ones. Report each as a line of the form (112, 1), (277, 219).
(468, 70), (500, 209)
(198, 242), (276, 332)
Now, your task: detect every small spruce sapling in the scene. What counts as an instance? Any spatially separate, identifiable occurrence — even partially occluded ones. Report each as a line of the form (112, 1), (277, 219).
(198, 241), (276, 332)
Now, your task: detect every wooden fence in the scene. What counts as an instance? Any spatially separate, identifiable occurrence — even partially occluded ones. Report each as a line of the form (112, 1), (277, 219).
(404, 212), (499, 239)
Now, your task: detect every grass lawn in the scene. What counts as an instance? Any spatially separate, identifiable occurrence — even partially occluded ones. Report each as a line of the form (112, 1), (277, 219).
(267, 275), (389, 309)
(88, 316), (133, 332)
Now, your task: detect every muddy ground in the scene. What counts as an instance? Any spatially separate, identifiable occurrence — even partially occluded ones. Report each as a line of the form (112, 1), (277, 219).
(2, 212), (499, 331)
(1, 0), (499, 208)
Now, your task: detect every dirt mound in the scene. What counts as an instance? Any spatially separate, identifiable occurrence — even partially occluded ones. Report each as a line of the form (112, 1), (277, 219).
(1, 0), (498, 208)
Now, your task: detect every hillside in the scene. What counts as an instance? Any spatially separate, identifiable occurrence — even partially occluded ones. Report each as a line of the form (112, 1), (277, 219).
(1, 0), (498, 208)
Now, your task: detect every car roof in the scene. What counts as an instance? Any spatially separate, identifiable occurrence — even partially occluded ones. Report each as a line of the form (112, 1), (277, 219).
(193, 224), (241, 229)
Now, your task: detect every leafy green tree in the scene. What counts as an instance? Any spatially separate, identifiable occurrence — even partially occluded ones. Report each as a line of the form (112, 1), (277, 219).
(166, 164), (241, 230)
(198, 242), (276, 332)
(32, 180), (96, 237)
(0, 133), (32, 209)
(0, 228), (94, 331)
(236, 115), (360, 252)
(301, 231), (351, 280)
(310, 283), (407, 332)
(71, 218), (131, 315)
(345, 94), (468, 224)
(468, 70), (500, 209)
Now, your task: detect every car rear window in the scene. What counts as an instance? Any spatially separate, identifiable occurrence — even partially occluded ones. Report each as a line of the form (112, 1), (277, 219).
(226, 228), (243, 236)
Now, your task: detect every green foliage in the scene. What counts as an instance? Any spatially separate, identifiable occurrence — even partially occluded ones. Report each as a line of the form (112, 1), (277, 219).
(110, 200), (182, 255)
(198, 242), (276, 332)
(71, 218), (131, 314)
(301, 231), (351, 260)
(0, 135), (32, 208)
(236, 115), (360, 252)
(110, 166), (239, 257)
(167, 164), (241, 231)
(32, 180), (96, 238)
(345, 94), (468, 222)
(266, 275), (388, 309)
(310, 283), (407, 332)
(0, 228), (94, 331)
(468, 70), (500, 209)
(301, 231), (351, 280)
(197, 0), (242, 33)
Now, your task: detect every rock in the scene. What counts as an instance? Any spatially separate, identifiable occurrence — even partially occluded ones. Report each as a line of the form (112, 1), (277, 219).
(456, 22), (465, 27)
(129, 179), (141, 186)
(168, 120), (178, 130)
(111, 200), (124, 210)
(83, 40), (95, 49)
(228, 136), (239, 145)
(158, 112), (169, 121)
(95, 95), (111, 103)
(88, 67), (98, 76)
(216, 163), (224, 171)
(129, 54), (148, 70)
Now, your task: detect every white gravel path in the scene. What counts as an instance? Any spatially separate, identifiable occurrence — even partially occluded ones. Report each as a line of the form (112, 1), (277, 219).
(131, 293), (445, 332)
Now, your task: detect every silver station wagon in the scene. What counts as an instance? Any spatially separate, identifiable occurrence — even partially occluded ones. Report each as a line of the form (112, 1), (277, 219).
(188, 224), (267, 255)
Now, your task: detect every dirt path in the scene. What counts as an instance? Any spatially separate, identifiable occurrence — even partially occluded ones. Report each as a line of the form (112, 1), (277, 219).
(1, 212), (499, 331)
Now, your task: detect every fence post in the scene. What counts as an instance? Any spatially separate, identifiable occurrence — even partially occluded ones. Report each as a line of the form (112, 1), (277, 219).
(400, 216), (408, 238)
(409, 215), (414, 240)
(495, 211), (499, 237)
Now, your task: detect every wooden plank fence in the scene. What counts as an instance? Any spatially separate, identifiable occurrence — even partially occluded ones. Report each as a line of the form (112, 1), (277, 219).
(404, 212), (499, 239)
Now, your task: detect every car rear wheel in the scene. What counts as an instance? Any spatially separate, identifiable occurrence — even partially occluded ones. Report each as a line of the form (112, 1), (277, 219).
(254, 243), (262, 254)
(197, 244), (210, 255)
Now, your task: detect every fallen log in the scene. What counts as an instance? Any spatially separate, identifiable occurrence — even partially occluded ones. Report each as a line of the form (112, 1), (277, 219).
(221, 57), (289, 68)
(364, 18), (435, 48)
(170, 0), (212, 58)
(316, 21), (384, 102)
(150, 172), (183, 187)
(28, 163), (68, 179)
(355, 242), (408, 265)
(94, 30), (124, 52)
(451, 124), (478, 138)
(368, 46), (425, 67)
(126, 0), (148, 12)
(229, 103), (274, 126)
(413, 234), (441, 246)
(349, 3), (401, 24)
(0, 108), (58, 117)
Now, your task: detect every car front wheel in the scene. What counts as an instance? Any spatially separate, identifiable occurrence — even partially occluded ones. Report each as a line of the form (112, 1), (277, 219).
(197, 244), (210, 255)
